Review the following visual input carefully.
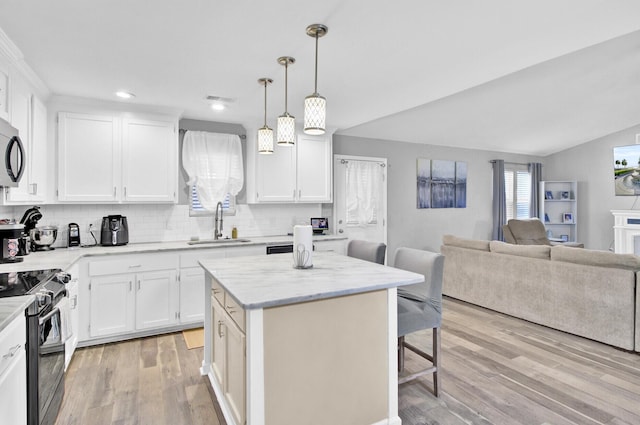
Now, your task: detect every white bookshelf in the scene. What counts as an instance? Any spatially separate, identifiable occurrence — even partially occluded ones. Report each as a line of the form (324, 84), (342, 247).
(539, 181), (578, 243)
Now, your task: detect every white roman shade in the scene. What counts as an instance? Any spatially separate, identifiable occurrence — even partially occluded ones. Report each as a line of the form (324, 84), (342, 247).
(182, 131), (244, 211)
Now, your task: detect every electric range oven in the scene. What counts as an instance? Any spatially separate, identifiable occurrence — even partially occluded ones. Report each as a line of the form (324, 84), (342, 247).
(0, 269), (70, 425)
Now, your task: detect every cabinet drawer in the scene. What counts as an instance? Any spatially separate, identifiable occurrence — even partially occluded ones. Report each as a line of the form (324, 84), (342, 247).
(0, 314), (25, 377)
(212, 279), (225, 306)
(89, 253), (179, 276)
(224, 294), (245, 332)
(180, 248), (225, 268)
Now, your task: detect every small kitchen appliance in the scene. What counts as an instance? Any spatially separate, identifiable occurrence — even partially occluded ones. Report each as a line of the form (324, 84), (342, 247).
(100, 215), (129, 246)
(311, 217), (329, 234)
(30, 226), (58, 251)
(67, 223), (80, 247)
(0, 223), (25, 262)
(0, 117), (25, 187)
(19, 206), (43, 256)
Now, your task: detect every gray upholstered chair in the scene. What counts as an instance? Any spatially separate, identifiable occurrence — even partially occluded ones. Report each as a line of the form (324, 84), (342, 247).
(503, 218), (584, 247)
(394, 247), (444, 397)
(347, 239), (387, 265)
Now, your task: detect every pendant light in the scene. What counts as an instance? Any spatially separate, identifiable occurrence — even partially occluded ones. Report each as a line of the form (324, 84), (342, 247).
(304, 24), (328, 135)
(257, 78), (274, 154)
(277, 56), (296, 146)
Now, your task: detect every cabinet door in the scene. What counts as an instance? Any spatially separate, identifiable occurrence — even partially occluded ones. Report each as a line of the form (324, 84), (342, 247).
(29, 96), (47, 202)
(296, 134), (332, 202)
(89, 274), (135, 337)
(211, 299), (226, 387)
(225, 317), (246, 425)
(0, 67), (8, 121)
(135, 270), (179, 330)
(5, 75), (31, 203)
(122, 118), (177, 203)
(256, 144), (296, 202)
(58, 112), (120, 202)
(179, 267), (205, 324)
(0, 347), (27, 425)
(64, 276), (79, 370)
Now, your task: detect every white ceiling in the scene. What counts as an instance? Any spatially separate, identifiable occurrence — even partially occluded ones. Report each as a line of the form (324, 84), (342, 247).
(0, 0), (639, 156)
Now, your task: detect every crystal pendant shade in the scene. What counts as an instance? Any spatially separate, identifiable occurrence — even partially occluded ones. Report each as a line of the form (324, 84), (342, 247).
(277, 113), (295, 145)
(258, 126), (274, 154)
(304, 94), (326, 135)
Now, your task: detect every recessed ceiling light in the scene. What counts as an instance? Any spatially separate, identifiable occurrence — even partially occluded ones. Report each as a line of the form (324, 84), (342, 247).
(211, 103), (226, 111)
(116, 91), (135, 99)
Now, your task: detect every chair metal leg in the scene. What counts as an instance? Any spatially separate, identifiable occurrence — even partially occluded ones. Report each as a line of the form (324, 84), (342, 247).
(398, 336), (405, 372)
(433, 327), (441, 397)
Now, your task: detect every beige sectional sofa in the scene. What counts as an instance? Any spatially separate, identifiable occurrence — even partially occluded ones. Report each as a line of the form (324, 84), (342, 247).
(441, 235), (640, 351)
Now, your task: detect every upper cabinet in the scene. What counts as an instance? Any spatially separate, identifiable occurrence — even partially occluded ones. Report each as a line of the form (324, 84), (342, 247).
(254, 132), (332, 203)
(57, 112), (178, 203)
(1, 73), (48, 204)
(0, 65), (8, 121)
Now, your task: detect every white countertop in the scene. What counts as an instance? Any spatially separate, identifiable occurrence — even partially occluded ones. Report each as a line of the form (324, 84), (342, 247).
(199, 252), (424, 309)
(0, 234), (347, 273)
(0, 295), (34, 333)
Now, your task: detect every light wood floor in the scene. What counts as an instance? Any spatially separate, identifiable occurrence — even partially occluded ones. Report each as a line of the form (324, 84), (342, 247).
(56, 297), (640, 425)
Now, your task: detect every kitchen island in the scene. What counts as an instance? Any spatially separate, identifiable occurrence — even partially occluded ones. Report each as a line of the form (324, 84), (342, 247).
(199, 252), (424, 425)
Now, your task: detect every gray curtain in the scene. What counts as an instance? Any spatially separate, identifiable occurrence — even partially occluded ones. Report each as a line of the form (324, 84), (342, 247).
(529, 162), (543, 218)
(491, 160), (506, 240)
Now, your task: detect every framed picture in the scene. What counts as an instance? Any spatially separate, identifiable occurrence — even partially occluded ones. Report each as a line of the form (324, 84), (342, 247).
(545, 191), (553, 200)
(560, 234), (569, 242)
(561, 191), (570, 200)
(563, 212), (574, 223)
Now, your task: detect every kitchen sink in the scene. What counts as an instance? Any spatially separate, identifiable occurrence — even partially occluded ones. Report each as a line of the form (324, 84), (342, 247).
(187, 238), (251, 245)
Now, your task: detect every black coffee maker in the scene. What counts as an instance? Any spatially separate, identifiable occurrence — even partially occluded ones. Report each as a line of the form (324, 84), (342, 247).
(100, 215), (129, 246)
(18, 206), (42, 256)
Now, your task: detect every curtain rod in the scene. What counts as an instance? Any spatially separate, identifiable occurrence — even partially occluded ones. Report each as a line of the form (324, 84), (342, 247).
(489, 160), (541, 166)
(179, 128), (246, 139)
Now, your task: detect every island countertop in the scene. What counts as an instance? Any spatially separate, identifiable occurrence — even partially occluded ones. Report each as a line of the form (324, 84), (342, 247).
(199, 251), (424, 309)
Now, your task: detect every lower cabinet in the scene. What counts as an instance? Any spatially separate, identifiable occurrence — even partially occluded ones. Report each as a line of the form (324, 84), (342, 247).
(0, 314), (27, 425)
(89, 273), (136, 337)
(179, 267), (206, 324)
(135, 270), (179, 330)
(211, 287), (246, 425)
(64, 271), (79, 370)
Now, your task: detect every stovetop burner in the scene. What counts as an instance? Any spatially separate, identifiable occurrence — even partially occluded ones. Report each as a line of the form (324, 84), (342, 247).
(0, 269), (63, 298)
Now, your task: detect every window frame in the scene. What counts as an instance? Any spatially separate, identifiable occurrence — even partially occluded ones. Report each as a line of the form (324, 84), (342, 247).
(504, 164), (531, 221)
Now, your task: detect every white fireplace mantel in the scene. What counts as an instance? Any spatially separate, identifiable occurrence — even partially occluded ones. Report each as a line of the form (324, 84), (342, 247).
(612, 210), (640, 254)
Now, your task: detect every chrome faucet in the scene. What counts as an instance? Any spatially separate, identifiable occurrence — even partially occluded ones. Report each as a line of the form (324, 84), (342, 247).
(214, 201), (223, 240)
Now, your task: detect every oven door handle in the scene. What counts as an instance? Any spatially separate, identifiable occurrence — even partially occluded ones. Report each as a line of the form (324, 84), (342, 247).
(39, 307), (60, 326)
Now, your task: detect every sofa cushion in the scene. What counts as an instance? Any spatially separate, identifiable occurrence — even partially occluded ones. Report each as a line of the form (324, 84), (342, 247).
(551, 245), (640, 270)
(489, 241), (551, 260)
(442, 235), (490, 251)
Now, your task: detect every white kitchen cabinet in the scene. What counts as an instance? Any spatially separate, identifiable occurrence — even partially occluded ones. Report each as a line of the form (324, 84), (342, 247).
(57, 112), (178, 203)
(2, 73), (47, 204)
(0, 65), (8, 121)
(255, 132), (332, 203)
(210, 288), (246, 425)
(314, 238), (346, 255)
(89, 273), (136, 337)
(135, 269), (179, 330)
(0, 314), (27, 425)
(58, 112), (119, 202)
(179, 267), (206, 323)
(64, 270), (79, 370)
(122, 118), (177, 202)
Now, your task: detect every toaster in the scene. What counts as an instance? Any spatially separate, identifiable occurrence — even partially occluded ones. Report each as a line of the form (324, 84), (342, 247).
(100, 215), (129, 246)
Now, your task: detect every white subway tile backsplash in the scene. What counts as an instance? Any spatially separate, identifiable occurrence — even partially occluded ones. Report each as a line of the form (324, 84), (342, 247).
(7, 203), (323, 248)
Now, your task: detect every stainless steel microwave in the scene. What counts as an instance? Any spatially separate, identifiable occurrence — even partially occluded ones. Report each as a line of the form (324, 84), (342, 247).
(0, 117), (25, 187)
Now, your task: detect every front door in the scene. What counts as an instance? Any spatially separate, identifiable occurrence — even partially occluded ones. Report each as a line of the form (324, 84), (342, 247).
(333, 155), (387, 246)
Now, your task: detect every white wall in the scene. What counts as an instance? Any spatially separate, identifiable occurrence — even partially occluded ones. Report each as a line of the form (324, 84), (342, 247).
(544, 124), (640, 250)
(7, 203), (321, 249)
(333, 135), (543, 260)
